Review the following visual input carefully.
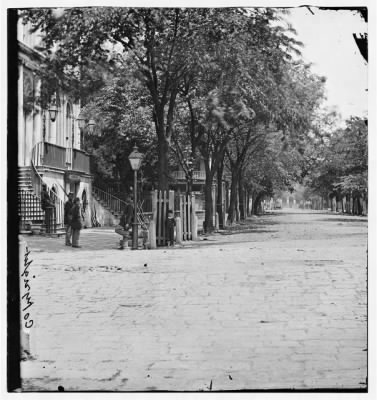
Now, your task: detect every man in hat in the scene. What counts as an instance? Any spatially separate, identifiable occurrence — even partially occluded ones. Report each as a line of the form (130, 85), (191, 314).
(115, 194), (134, 249)
(64, 192), (74, 246)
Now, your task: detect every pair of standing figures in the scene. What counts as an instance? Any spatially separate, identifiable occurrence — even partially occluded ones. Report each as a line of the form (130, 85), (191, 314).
(64, 193), (82, 248)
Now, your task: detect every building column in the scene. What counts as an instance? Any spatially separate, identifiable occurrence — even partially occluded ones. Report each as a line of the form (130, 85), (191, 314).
(33, 77), (42, 148)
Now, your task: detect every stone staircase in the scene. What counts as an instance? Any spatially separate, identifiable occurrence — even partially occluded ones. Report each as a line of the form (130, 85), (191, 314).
(18, 166), (34, 192)
(18, 166), (65, 236)
(18, 166), (44, 234)
(91, 186), (124, 219)
(91, 186), (150, 248)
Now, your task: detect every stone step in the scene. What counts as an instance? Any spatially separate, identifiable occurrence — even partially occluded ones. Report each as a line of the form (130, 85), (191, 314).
(18, 183), (33, 192)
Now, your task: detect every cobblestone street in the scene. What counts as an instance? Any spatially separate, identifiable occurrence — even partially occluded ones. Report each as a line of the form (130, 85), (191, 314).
(20, 210), (368, 391)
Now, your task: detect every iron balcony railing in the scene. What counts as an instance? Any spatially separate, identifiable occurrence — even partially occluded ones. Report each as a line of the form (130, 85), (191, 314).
(73, 149), (90, 173)
(31, 141), (91, 175)
(171, 170), (206, 181)
(32, 142), (66, 169)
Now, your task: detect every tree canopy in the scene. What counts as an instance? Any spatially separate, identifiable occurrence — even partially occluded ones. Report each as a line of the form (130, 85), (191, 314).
(21, 7), (334, 229)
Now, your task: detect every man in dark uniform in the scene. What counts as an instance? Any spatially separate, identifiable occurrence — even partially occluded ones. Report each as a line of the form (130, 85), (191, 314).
(64, 192), (74, 246)
(115, 194), (134, 249)
(41, 184), (55, 233)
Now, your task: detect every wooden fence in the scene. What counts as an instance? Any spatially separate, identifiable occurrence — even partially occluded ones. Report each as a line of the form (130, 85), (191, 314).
(153, 190), (197, 246)
(155, 190), (170, 246)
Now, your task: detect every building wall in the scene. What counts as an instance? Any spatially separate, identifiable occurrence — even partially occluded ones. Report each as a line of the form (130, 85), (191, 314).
(18, 16), (82, 168)
(18, 15), (92, 228)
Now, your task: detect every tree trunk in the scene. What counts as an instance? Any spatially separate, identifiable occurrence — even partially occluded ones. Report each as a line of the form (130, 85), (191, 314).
(204, 174), (215, 233)
(216, 160), (224, 229)
(227, 168), (238, 224)
(253, 192), (263, 215)
(157, 137), (169, 191)
(246, 190), (250, 216)
(238, 172), (245, 220)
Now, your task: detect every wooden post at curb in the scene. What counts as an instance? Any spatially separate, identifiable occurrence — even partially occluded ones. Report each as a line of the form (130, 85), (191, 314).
(152, 190), (157, 226)
(176, 216), (182, 244)
(191, 194), (197, 241)
(168, 190), (175, 212)
(215, 212), (219, 230)
(192, 215), (198, 241)
(148, 220), (156, 249)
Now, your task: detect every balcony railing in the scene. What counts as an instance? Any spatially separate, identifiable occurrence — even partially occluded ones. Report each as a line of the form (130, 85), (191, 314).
(171, 170), (206, 181)
(32, 142), (66, 169)
(72, 149), (90, 173)
(31, 142), (91, 175)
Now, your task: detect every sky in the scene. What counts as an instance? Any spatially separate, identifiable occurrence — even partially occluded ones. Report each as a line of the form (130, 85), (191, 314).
(287, 7), (368, 123)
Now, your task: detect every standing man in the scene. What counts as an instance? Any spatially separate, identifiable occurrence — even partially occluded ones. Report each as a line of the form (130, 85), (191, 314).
(115, 194), (134, 250)
(71, 197), (82, 248)
(41, 184), (55, 233)
(64, 192), (74, 246)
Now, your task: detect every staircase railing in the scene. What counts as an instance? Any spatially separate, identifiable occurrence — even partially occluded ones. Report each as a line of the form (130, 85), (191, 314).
(93, 186), (126, 215)
(92, 186), (150, 229)
(30, 142), (65, 229)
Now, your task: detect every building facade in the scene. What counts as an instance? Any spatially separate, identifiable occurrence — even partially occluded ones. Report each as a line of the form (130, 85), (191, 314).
(17, 18), (92, 232)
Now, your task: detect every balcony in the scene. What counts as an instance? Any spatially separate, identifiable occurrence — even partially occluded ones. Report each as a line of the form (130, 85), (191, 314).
(72, 149), (90, 173)
(171, 170), (206, 181)
(32, 142), (91, 175)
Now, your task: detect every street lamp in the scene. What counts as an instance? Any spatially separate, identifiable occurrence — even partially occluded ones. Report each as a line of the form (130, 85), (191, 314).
(77, 111), (86, 130)
(48, 103), (58, 122)
(88, 119), (95, 134)
(128, 144), (144, 250)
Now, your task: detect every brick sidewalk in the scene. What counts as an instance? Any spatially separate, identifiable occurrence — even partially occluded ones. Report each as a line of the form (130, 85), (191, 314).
(19, 211), (368, 391)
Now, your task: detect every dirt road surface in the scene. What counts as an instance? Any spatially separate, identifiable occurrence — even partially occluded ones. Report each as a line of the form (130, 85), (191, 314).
(19, 210), (368, 391)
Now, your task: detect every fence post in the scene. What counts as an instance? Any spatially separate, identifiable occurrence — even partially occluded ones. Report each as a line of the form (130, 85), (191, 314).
(149, 220), (156, 249)
(152, 190), (157, 226)
(168, 190), (174, 212)
(176, 216), (182, 244)
(187, 195), (192, 240)
(191, 194), (198, 241)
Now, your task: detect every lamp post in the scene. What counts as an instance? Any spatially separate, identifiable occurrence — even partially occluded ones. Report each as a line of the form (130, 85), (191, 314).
(128, 144), (144, 250)
(48, 103), (58, 122)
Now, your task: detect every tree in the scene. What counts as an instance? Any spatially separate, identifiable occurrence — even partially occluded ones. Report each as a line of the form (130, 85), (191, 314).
(22, 8), (262, 190)
(81, 63), (157, 194)
(304, 116), (368, 213)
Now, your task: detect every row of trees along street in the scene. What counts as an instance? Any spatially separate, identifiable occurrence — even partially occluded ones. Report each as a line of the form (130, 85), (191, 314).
(22, 8), (367, 231)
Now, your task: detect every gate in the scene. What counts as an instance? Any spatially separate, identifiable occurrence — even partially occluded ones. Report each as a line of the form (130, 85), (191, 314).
(154, 190), (196, 246)
(177, 193), (193, 241)
(155, 190), (170, 246)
